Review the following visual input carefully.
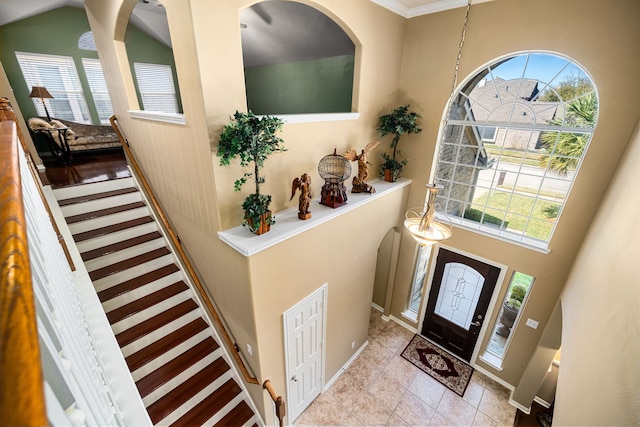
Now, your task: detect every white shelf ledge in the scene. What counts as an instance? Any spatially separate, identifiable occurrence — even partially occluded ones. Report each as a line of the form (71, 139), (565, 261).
(218, 178), (411, 257)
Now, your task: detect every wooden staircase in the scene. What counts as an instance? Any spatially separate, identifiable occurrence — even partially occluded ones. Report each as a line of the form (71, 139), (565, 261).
(53, 177), (260, 427)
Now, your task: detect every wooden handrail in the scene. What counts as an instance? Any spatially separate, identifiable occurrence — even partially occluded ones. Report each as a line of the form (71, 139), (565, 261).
(0, 98), (75, 271)
(0, 120), (47, 426)
(263, 379), (286, 427)
(109, 115), (260, 384)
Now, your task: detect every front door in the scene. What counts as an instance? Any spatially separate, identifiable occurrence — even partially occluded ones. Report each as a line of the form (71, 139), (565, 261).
(284, 285), (326, 422)
(421, 248), (500, 361)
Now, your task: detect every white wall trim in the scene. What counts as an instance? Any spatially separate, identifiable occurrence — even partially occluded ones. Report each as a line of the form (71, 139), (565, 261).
(275, 112), (360, 124)
(323, 340), (368, 391)
(128, 110), (186, 125)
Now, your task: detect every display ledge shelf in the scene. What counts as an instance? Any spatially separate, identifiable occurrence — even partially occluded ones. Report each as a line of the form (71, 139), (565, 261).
(218, 178), (411, 257)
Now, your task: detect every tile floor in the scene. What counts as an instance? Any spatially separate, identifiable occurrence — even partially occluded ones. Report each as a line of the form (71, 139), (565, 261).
(293, 308), (516, 426)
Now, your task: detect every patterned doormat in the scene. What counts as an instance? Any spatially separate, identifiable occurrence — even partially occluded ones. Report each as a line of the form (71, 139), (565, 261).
(401, 334), (474, 397)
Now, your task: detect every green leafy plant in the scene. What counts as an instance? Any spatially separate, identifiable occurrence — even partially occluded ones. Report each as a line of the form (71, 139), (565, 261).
(377, 105), (422, 178)
(217, 110), (286, 232)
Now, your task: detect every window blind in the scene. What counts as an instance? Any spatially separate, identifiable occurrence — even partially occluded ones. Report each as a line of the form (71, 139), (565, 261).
(133, 62), (178, 113)
(16, 52), (91, 123)
(82, 58), (114, 124)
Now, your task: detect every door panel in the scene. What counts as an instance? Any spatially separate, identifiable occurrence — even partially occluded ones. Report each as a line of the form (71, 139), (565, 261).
(421, 248), (500, 361)
(284, 286), (326, 422)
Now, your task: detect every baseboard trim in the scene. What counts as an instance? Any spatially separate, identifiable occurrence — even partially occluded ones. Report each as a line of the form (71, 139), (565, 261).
(323, 340), (368, 391)
(534, 396), (552, 408)
(389, 314), (418, 334)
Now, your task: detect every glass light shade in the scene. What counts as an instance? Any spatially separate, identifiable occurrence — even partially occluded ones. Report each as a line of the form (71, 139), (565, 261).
(404, 183), (452, 245)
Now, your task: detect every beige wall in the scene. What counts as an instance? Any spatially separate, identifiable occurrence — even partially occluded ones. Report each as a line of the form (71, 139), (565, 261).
(393, 0), (640, 399)
(555, 118), (640, 426)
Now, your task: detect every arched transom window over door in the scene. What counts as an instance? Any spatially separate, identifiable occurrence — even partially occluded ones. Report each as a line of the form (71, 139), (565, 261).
(433, 52), (598, 249)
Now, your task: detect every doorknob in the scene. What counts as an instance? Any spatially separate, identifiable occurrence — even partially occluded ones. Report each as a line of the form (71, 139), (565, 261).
(291, 375), (299, 382)
(471, 320), (482, 327)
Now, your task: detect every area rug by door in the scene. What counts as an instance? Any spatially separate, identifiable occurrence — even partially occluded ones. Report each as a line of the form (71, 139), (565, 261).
(401, 334), (474, 397)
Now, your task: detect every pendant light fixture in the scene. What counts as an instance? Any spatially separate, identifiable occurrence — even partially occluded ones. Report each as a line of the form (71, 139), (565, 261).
(404, 0), (473, 246)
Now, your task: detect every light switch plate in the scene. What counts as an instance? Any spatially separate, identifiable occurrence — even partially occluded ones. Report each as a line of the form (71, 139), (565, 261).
(526, 318), (539, 329)
(246, 343), (253, 356)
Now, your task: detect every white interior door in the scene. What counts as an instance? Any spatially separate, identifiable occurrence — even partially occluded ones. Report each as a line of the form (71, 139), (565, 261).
(283, 284), (326, 422)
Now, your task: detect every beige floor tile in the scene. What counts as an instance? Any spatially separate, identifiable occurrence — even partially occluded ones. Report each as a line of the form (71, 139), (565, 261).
(360, 337), (396, 368)
(324, 370), (368, 413)
(350, 391), (394, 426)
(437, 389), (478, 426)
(429, 410), (458, 426)
(369, 371), (408, 411)
(383, 355), (420, 385)
(296, 310), (517, 427)
(292, 392), (344, 426)
(463, 380), (485, 408)
(376, 322), (414, 353)
(346, 355), (385, 389)
(408, 371), (446, 409)
(471, 409), (501, 426)
(387, 412), (410, 426)
(478, 387), (516, 426)
(393, 391), (436, 426)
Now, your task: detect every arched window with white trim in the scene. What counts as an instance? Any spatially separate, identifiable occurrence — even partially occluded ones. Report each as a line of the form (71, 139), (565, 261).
(434, 52), (598, 249)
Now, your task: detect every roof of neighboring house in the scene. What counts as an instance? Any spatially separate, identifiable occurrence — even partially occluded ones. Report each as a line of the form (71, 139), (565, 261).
(467, 78), (561, 126)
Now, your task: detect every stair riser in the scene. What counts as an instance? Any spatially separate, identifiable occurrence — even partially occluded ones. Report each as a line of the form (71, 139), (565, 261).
(68, 206), (150, 235)
(151, 369), (234, 426)
(141, 352), (231, 408)
(84, 238), (167, 272)
(76, 222), (160, 253)
(52, 177), (135, 200)
(200, 393), (246, 427)
(120, 310), (204, 358)
(93, 254), (175, 292)
(132, 334), (222, 381)
(61, 192), (143, 217)
(100, 271), (185, 313)
(110, 292), (194, 334)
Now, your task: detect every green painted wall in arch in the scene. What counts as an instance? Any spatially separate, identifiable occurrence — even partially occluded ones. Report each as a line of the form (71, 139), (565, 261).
(244, 55), (354, 115)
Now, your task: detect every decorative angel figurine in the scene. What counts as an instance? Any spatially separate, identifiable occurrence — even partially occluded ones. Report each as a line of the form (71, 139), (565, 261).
(290, 173), (312, 219)
(344, 140), (381, 193)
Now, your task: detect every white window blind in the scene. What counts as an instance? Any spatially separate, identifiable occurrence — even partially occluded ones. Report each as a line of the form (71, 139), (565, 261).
(16, 52), (91, 123)
(82, 58), (114, 124)
(133, 62), (178, 113)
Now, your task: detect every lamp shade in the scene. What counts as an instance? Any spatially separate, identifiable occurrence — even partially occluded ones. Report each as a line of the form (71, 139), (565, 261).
(28, 86), (53, 99)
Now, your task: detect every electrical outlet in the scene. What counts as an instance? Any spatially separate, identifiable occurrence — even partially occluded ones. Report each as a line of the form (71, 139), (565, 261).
(351, 341), (356, 349)
(526, 318), (539, 329)
(246, 343), (253, 356)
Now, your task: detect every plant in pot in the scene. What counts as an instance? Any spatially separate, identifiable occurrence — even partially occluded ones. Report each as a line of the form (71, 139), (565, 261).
(217, 110), (286, 235)
(496, 284), (527, 337)
(377, 104), (422, 182)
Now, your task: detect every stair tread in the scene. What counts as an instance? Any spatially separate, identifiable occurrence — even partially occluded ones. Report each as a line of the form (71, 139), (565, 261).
(126, 318), (209, 372)
(73, 216), (155, 242)
(89, 246), (170, 281)
(215, 400), (254, 427)
(136, 336), (220, 398)
(169, 379), (242, 427)
(146, 356), (231, 423)
(97, 264), (180, 303)
(65, 201), (146, 224)
(57, 186), (139, 206)
(115, 299), (199, 347)
(81, 231), (162, 261)
(106, 281), (189, 324)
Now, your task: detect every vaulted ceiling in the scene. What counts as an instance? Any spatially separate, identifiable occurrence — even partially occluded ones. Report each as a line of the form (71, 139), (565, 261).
(0, 0), (495, 68)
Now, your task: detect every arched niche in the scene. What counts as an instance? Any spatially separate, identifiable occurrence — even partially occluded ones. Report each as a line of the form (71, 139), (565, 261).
(115, 0), (183, 116)
(239, 1), (358, 115)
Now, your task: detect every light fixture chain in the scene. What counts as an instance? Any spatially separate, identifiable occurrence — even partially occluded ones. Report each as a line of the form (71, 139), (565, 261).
(434, 0), (472, 189)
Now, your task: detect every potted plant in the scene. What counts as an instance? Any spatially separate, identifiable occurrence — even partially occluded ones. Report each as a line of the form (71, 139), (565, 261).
(497, 285), (527, 337)
(377, 104), (422, 182)
(217, 110), (286, 235)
